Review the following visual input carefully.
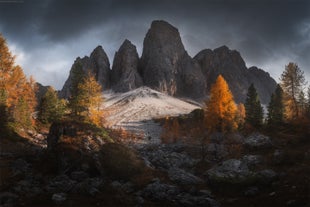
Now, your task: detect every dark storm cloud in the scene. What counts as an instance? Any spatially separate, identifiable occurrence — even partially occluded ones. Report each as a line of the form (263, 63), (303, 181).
(0, 0), (309, 88)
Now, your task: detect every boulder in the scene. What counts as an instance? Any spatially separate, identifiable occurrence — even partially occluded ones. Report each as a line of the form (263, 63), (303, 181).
(242, 155), (263, 169)
(70, 171), (89, 182)
(168, 167), (203, 185)
(46, 175), (76, 193)
(207, 158), (278, 189)
(52, 193), (67, 205)
(207, 159), (254, 185)
(72, 178), (103, 196)
(142, 179), (180, 201)
(244, 133), (272, 148)
(0, 192), (19, 206)
(139, 144), (198, 170)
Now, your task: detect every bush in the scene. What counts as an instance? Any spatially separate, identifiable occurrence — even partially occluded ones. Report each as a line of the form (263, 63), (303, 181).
(98, 143), (146, 181)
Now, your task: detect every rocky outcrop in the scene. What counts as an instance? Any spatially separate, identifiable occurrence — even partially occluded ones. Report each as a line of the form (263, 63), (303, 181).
(111, 39), (142, 92)
(248, 66), (277, 104)
(194, 46), (277, 104)
(206, 158), (277, 189)
(244, 133), (272, 149)
(60, 46), (110, 98)
(139, 20), (206, 100)
(59, 20), (277, 104)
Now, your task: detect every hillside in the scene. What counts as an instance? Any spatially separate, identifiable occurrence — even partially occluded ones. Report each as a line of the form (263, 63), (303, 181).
(103, 87), (200, 143)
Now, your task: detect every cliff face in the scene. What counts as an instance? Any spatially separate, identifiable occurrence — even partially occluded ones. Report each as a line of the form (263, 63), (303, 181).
(60, 46), (110, 98)
(111, 39), (143, 92)
(60, 20), (276, 104)
(194, 46), (276, 104)
(139, 20), (206, 99)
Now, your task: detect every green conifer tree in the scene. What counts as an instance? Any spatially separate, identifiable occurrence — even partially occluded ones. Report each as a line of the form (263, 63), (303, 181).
(267, 84), (284, 126)
(245, 84), (264, 128)
(38, 87), (66, 124)
(68, 63), (86, 117)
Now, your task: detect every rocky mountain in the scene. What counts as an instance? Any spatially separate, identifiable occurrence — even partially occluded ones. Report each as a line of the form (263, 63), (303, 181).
(139, 20), (206, 100)
(111, 39), (143, 92)
(60, 20), (276, 104)
(60, 46), (110, 98)
(35, 82), (50, 105)
(194, 46), (277, 103)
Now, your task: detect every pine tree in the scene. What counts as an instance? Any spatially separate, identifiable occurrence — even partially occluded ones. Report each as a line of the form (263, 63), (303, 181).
(306, 86), (310, 118)
(68, 62), (85, 116)
(297, 90), (306, 117)
(245, 84), (264, 128)
(280, 62), (307, 120)
(267, 84), (284, 126)
(205, 75), (237, 132)
(38, 87), (66, 124)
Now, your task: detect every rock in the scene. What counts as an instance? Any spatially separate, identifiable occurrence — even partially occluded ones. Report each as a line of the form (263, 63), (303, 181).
(13, 179), (42, 196)
(273, 149), (285, 164)
(136, 196), (144, 205)
(286, 199), (296, 206)
(142, 180), (180, 201)
(206, 159), (254, 185)
(207, 143), (228, 160)
(139, 144), (198, 170)
(11, 158), (31, 175)
(46, 175), (76, 193)
(35, 82), (50, 105)
(110, 181), (134, 193)
(111, 39), (143, 92)
(139, 20), (206, 100)
(242, 155), (263, 169)
(72, 178), (103, 196)
(248, 66), (277, 104)
(207, 158), (277, 189)
(52, 193), (67, 205)
(244, 133), (272, 148)
(198, 189), (213, 197)
(244, 186), (259, 197)
(176, 193), (220, 207)
(257, 169), (278, 183)
(194, 46), (276, 104)
(0, 192), (19, 206)
(111, 180), (122, 188)
(60, 46), (110, 98)
(70, 171), (89, 182)
(168, 167), (203, 185)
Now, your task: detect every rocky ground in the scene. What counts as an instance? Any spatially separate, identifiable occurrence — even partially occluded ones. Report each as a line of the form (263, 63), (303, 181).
(1, 126), (309, 206)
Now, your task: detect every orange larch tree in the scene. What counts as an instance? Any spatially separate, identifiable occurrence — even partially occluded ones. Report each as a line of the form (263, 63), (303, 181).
(205, 75), (238, 132)
(0, 34), (37, 129)
(73, 71), (105, 126)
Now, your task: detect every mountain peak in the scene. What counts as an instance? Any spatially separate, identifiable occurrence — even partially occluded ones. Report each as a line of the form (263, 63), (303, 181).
(111, 39), (142, 92)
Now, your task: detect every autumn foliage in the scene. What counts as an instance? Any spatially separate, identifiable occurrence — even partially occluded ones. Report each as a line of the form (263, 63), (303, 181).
(205, 75), (238, 132)
(0, 34), (37, 131)
(68, 71), (105, 126)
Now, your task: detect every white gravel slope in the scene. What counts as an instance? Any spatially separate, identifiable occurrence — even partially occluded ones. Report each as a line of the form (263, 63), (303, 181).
(103, 87), (200, 144)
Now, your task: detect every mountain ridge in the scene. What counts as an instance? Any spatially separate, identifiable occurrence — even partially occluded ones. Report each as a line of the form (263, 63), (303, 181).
(59, 20), (276, 104)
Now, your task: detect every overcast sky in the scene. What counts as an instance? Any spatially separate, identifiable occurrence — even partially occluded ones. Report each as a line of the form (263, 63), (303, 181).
(0, 0), (309, 89)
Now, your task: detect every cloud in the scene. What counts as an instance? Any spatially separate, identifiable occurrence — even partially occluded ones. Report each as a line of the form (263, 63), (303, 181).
(0, 0), (309, 89)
